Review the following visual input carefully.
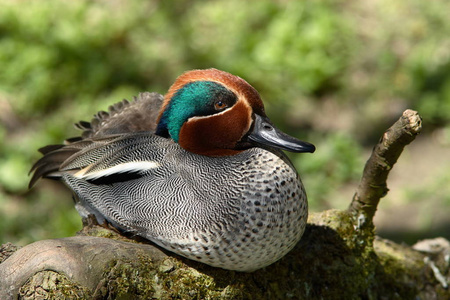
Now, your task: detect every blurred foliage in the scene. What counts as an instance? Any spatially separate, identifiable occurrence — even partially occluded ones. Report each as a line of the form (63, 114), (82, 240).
(0, 0), (449, 246)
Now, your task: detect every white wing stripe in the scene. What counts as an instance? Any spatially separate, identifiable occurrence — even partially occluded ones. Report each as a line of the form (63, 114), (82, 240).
(75, 161), (160, 180)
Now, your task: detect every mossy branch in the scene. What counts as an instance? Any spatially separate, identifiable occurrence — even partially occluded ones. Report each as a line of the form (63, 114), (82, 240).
(0, 235), (168, 298)
(2, 212), (448, 299)
(2, 211), (448, 299)
(348, 109), (422, 224)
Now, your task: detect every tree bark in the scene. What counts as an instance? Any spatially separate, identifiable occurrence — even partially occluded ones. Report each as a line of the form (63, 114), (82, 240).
(1, 110), (448, 299)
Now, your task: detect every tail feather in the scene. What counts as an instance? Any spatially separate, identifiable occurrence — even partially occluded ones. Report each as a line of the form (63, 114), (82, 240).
(38, 144), (65, 155)
(29, 147), (82, 188)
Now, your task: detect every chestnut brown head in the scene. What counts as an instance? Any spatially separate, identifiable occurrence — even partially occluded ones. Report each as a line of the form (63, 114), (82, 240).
(156, 69), (315, 156)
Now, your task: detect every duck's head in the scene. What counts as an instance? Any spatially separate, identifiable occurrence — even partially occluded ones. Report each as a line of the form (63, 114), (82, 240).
(156, 68), (315, 156)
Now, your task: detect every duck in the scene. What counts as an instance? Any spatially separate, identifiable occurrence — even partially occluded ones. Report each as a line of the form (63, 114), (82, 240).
(29, 68), (315, 272)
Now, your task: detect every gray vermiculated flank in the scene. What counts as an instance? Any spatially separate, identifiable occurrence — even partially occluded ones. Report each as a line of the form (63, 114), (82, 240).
(62, 133), (307, 272)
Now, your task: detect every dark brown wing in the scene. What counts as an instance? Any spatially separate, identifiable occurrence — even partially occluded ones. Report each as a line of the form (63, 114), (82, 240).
(75, 92), (164, 138)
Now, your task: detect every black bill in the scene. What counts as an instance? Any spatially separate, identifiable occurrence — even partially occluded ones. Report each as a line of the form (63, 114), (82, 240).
(247, 114), (315, 153)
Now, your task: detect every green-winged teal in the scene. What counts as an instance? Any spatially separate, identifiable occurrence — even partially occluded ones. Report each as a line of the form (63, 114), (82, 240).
(30, 69), (315, 272)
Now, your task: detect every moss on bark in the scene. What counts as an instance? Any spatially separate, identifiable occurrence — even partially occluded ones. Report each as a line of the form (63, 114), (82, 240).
(2, 209), (447, 299)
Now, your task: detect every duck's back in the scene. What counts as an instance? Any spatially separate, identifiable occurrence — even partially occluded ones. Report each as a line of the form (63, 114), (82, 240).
(76, 92), (164, 138)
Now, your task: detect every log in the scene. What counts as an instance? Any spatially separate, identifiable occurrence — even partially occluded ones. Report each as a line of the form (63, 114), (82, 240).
(1, 213), (448, 299)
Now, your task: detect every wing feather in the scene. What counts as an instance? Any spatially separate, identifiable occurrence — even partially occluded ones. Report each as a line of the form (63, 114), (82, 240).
(29, 92), (164, 187)
(29, 133), (174, 187)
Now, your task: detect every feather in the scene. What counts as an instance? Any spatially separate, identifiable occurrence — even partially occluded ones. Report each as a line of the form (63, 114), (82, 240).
(76, 92), (164, 139)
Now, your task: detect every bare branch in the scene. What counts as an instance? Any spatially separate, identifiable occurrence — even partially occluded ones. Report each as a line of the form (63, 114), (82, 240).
(348, 109), (422, 224)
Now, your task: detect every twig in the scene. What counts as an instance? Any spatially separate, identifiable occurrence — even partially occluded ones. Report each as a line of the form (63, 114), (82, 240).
(348, 109), (422, 225)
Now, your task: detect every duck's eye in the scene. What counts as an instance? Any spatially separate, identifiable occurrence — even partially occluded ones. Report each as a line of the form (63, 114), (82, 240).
(214, 101), (228, 111)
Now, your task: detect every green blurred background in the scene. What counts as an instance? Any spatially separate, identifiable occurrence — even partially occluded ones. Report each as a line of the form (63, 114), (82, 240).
(1, 0), (449, 247)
